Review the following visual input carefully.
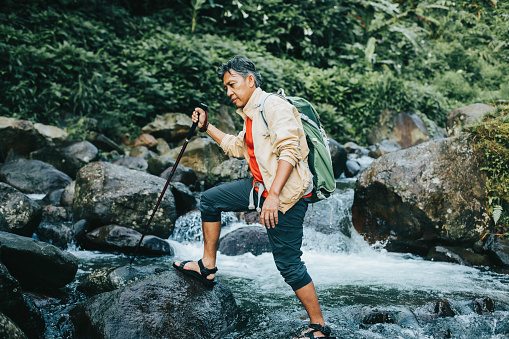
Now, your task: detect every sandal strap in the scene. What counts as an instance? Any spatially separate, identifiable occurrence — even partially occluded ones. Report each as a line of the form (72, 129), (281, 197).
(198, 259), (218, 277)
(309, 324), (332, 336)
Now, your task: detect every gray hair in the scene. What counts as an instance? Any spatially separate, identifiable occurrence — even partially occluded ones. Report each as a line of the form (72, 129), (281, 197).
(217, 55), (262, 87)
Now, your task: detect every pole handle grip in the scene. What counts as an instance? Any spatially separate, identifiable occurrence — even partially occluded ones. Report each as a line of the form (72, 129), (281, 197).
(186, 103), (208, 140)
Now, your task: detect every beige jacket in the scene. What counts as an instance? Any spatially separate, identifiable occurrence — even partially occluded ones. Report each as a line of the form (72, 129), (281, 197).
(219, 88), (312, 213)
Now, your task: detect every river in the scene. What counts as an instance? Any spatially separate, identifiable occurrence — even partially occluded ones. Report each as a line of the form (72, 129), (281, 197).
(57, 182), (509, 338)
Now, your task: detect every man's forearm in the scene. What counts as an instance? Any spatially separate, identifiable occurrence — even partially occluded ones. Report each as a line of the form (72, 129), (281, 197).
(268, 159), (293, 197)
(205, 123), (226, 145)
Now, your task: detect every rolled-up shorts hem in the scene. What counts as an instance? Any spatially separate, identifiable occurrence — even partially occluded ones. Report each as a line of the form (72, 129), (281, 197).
(290, 274), (312, 291)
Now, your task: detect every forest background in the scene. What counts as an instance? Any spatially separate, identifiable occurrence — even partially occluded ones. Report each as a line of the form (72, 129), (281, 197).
(1, 0), (508, 145)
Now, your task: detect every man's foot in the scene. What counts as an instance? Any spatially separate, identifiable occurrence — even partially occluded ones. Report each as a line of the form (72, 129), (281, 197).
(296, 324), (335, 338)
(172, 259), (218, 287)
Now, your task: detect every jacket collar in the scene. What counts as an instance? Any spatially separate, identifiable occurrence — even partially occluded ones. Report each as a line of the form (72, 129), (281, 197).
(236, 87), (265, 121)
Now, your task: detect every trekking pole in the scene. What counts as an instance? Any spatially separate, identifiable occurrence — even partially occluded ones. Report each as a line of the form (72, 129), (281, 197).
(130, 103), (208, 265)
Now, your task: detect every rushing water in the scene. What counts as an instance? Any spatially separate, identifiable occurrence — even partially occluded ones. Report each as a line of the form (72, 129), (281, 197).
(60, 182), (509, 338)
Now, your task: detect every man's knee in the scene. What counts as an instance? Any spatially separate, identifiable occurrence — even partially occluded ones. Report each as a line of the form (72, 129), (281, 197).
(199, 188), (221, 222)
(274, 260), (312, 291)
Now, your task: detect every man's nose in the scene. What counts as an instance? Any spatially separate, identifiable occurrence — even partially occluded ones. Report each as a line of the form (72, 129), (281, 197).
(226, 87), (233, 97)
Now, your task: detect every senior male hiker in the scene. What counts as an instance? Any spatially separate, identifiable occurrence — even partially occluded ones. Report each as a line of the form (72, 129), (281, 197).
(173, 56), (335, 339)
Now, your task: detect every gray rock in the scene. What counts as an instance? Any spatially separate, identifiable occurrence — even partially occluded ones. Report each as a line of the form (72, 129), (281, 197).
(0, 231), (78, 289)
(0, 312), (29, 339)
(170, 182), (197, 216)
(485, 235), (509, 267)
(434, 299), (455, 318)
(0, 158), (72, 194)
(367, 139), (402, 159)
(0, 262), (44, 338)
(219, 226), (271, 256)
(472, 297), (494, 315)
(41, 189), (64, 206)
(141, 112), (194, 143)
(426, 246), (492, 266)
(73, 162), (177, 238)
(214, 104), (237, 135)
(447, 103), (496, 135)
(82, 225), (173, 256)
(352, 134), (490, 253)
(0, 183), (42, 236)
(30, 141), (98, 179)
(368, 111), (431, 148)
(113, 156), (148, 172)
(344, 159), (361, 178)
(328, 138), (347, 178)
(60, 181), (75, 207)
(86, 131), (124, 154)
(127, 146), (151, 160)
(147, 155), (176, 176)
(70, 269), (237, 339)
(35, 205), (73, 249)
(209, 158), (250, 186)
(161, 162), (198, 187)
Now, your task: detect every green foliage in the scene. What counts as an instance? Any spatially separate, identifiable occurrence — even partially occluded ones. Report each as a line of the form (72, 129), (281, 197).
(466, 102), (509, 228)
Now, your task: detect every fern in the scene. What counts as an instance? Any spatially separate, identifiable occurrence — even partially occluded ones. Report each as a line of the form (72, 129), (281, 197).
(493, 205), (503, 225)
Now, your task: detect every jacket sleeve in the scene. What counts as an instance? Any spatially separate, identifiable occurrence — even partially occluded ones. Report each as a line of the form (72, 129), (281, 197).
(265, 97), (304, 167)
(220, 130), (246, 158)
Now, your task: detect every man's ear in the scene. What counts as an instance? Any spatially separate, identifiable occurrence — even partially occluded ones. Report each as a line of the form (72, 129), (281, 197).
(247, 74), (256, 87)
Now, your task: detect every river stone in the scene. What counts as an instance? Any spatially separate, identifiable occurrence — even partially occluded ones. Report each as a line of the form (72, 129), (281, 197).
(214, 104), (237, 135)
(0, 212), (7, 232)
(30, 141), (98, 179)
(367, 139), (402, 159)
(209, 158), (250, 186)
(426, 246), (493, 266)
(147, 155), (176, 176)
(70, 269), (238, 339)
(154, 138), (171, 155)
(82, 225), (173, 256)
(141, 112), (194, 143)
(112, 156), (148, 172)
(361, 308), (395, 325)
(41, 188), (64, 206)
(161, 162), (198, 187)
(77, 264), (170, 296)
(352, 134), (490, 254)
(434, 299), (455, 318)
(328, 138), (347, 178)
(73, 162), (177, 238)
(0, 262), (45, 339)
(0, 231), (78, 289)
(472, 297), (494, 315)
(170, 182), (197, 216)
(126, 133), (157, 148)
(86, 131), (124, 154)
(219, 226), (271, 256)
(344, 159), (361, 178)
(0, 312), (29, 339)
(484, 235), (509, 267)
(368, 111), (431, 148)
(0, 158), (72, 194)
(165, 136), (229, 183)
(305, 194), (353, 237)
(60, 181), (75, 207)
(0, 183), (42, 236)
(33, 122), (68, 146)
(447, 103), (496, 135)
(0, 117), (56, 159)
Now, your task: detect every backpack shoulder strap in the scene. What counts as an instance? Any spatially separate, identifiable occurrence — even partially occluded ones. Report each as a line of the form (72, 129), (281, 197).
(256, 92), (286, 137)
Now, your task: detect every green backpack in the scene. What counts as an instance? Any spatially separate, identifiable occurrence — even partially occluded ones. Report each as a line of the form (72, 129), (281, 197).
(258, 89), (336, 203)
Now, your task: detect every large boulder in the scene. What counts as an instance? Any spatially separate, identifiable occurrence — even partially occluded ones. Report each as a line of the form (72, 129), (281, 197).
(447, 103), (496, 135)
(0, 183), (42, 236)
(0, 158), (72, 194)
(0, 232), (78, 289)
(208, 158), (250, 186)
(218, 226), (271, 256)
(166, 136), (229, 183)
(141, 113), (194, 143)
(70, 269), (238, 339)
(0, 312), (29, 339)
(35, 206), (74, 249)
(352, 134), (490, 256)
(30, 141), (99, 179)
(73, 162), (177, 238)
(0, 262), (45, 338)
(0, 117), (67, 160)
(160, 162), (198, 187)
(82, 225), (173, 256)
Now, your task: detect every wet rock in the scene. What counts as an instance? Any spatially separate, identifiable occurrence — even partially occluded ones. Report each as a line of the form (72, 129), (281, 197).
(141, 112), (194, 143)
(41, 188), (64, 206)
(219, 226), (271, 256)
(362, 308), (395, 325)
(367, 139), (402, 159)
(344, 159), (361, 178)
(0, 117), (66, 159)
(484, 235), (509, 267)
(352, 134), (490, 253)
(472, 297), (494, 314)
(125, 133), (157, 148)
(77, 264), (170, 296)
(165, 136), (228, 183)
(70, 219), (89, 245)
(60, 181), (75, 208)
(0, 231), (78, 289)
(0, 212), (7, 232)
(0, 262), (45, 338)
(304, 194), (353, 236)
(447, 103), (496, 136)
(86, 131), (124, 154)
(434, 299), (455, 318)
(82, 225), (173, 256)
(170, 182), (197, 216)
(35, 205), (73, 249)
(30, 141), (98, 178)
(328, 138), (347, 178)
(112, 156), (148, 172)
(242, 211), (261, 225)
(426, 246), (493, 266)
(73, 162), (177, 238)
(209, 158), (250, 186)
(147, 155), (176, 176)
(161, 162), (198, 187)
(0, 312), (29, 339)
(344, 142), (365, 157)
(0, 158), (72, 194)
(70, 269), (237, 339)
(0, 183), (42, 236)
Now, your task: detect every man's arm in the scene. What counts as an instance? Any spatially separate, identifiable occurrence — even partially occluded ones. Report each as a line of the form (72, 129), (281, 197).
(261, 159), (293, 229)
(192, 107), (226, 144)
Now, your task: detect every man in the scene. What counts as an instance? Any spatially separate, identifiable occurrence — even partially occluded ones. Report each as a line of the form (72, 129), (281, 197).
(173, 56), (334, 338)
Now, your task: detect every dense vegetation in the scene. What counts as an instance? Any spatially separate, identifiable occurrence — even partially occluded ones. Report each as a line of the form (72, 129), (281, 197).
(1, 0), (508, 144)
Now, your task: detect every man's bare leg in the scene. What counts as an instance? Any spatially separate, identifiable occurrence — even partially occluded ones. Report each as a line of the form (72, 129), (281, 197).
(174, 221), (221, 279)
(295, 281), (327, 337)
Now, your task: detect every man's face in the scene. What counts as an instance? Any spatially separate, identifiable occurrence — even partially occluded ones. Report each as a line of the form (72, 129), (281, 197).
(223, 69), (256, 108)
